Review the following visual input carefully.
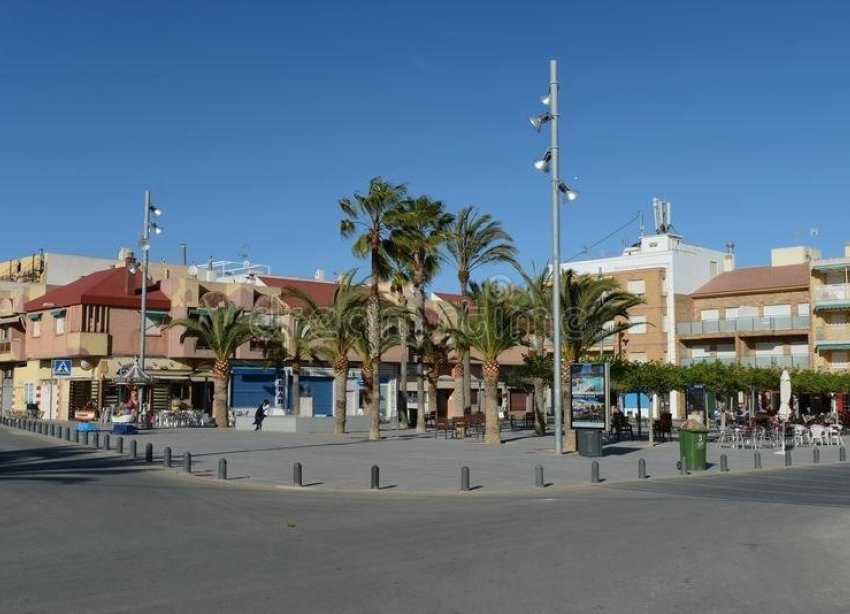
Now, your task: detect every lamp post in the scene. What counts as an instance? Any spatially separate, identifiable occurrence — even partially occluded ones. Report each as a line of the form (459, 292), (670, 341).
(530, 59), (577, 455)
(137, 190), (163, 414)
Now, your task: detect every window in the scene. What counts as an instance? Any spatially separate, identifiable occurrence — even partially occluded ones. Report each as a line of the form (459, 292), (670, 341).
(700, 309), (719, 321)
(662, 314), (669, 333)
(716, 344), (735, 358)
(725, 307), (739, 319)
(763, 304), (791, 317)
(831, 351), (849, 369)
(24, 382), (36, 404)
(797, 303), (810, 316)
(710, 261), (719, 276)
(630, 315), (647, 334)
(629, 352), (648, 363)
(790, 342), (808, 356)
(755, 342), (783, 356)
(691, 345), (710, 357)
(626, 279), (645, 297)
(55, 316), (65, 335)
(32, 319), (41, 337)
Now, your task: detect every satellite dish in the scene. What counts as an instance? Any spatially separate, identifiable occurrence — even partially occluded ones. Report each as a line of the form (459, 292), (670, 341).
(80, 360), (92, 370)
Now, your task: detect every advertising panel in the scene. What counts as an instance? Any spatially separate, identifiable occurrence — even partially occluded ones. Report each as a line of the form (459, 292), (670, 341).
(570, 362), (609, 429)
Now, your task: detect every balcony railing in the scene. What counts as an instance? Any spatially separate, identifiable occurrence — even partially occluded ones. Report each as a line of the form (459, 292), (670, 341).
(677, 315), (810, 336)
(816, 323), (850, 342)
(680, 354), (810, 368)
(814, 283), (850, 303)
(739, 355), (810, 369)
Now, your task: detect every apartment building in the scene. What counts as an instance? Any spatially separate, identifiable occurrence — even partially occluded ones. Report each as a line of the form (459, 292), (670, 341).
(811, 244), (850, 372)
(678, 248), (813, 369)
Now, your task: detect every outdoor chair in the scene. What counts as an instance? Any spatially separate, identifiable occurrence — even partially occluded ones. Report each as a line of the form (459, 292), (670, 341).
(611, 413), (634, 441)
(653, 413), (673, 442)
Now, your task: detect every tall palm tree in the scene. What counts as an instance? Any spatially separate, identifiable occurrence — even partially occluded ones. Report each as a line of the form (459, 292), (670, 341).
(260, 310), (314, 416)
(340, 178), (407, 434)
(286, 273), (369, 434)
(557, 269), (644, 451)
(391, 195), (454, 432)
(168, 303), (256, 428)
(421, 325), (452, 424)
(444, 206), (518, 416)
(446, 281), (523, 444)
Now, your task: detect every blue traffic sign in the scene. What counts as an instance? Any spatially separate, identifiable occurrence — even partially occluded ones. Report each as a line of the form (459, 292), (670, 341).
(52, 359), (72, 378)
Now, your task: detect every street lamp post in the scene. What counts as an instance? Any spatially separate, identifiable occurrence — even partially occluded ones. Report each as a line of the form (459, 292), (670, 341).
(137, 190), (162, 414)
(530, 59), (577, 455)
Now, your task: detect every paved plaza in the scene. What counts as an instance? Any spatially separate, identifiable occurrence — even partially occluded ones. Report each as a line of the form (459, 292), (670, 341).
(3, 419), (846, 493)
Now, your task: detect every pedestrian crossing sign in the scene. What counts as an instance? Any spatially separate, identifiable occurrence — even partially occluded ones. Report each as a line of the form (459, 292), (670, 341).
(52, 359), (72, 378)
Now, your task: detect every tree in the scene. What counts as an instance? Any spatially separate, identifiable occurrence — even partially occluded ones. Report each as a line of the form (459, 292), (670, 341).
(285, 273), (369, 434)
(557, 269), (644, 452)
(340, 178), (407, 439)
(443, 206), (518, 416)
(516, 263), (554, 435)
(447, 281), (523, 444)
(168, 303), (256, 428)
(391, 195), (454, 432)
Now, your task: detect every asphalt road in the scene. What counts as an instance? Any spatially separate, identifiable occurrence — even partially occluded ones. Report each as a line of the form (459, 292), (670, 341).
(2, 430), (850, 613)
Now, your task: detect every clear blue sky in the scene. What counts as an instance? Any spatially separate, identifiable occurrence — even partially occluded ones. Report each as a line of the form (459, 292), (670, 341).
(2, 0), (849, 291)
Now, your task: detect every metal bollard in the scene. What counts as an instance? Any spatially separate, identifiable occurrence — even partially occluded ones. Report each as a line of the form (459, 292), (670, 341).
(591, 461), (600, 484)
(163, 447), (172, 468)
(65, 426), (70, 441)
(371, 465), (380, 490)
(183, 452), (192, 473)
(461, 466), (470, 492)
(754, 452), (762, 470)
(117, 436), (124, 454)
(49, 424), (55, 437)
(720, 454), (728, 473)
(104, 434), (110, 451)
(292, 461), (302, 486)
(73, 429), (80, 444)
(218, 458), (227, 480)
(785, 449), (792, 467)
(83, 431), (90, 446)
(145, 443), (153, 463)
(638, 458), (647, 480)
(680, 456), (688, 476)
(841, 446), (847, 462)
(129, 440), (137, 459)
(535, 464), (545, 488)
(813, 448), (820, 464)
(92, 432), (99, 449)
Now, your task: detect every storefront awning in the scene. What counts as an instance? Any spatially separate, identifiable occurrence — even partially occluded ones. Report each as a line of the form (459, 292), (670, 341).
(0, 315), (23, 326)
(813, 263), (850, 271)
(816, 343), (850, 351)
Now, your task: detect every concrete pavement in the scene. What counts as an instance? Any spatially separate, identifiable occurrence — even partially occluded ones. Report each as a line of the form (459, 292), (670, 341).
(4, 418), (847, 494)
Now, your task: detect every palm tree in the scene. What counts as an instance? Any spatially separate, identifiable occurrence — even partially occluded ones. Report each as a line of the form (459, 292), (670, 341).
(286, 273), (369, 434)
(168, 303), (256, 428)
(391, 195), (454, 432)
(557, 269), (644, 451)
(421, 325), (452, 425)
(447, 281), (523, 444)
(516, 263), (553, 435)
(352, 301), (403, 440)
(340, 178), (407, 435)
(444, 206), (517, 417)
(387, 256), (412, 427)
(261, 310), (314, 416)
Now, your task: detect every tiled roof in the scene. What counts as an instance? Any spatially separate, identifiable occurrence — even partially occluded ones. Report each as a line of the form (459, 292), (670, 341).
(691, 263), (810, 297)
(258, 276), (339, 308)
(24, 267), (170, 311)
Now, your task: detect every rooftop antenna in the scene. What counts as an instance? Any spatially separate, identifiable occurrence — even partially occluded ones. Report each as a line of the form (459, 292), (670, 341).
(239, 244), (250, 269)
(638, 211), (645, 238)
(180, 243), (187, 265)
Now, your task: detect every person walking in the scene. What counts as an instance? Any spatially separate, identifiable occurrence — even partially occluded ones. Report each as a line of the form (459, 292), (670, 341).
(254, 399), (270, 431)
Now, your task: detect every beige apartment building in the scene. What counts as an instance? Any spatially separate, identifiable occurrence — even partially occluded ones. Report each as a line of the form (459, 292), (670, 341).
(811, 244), (850, 372)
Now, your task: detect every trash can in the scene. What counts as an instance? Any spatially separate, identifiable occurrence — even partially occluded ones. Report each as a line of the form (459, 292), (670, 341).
(577, 429), (603, 457)
(678, 419), (709, 471)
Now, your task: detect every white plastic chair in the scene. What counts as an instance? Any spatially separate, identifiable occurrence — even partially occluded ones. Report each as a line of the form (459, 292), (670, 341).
(809, 424), (827, 446)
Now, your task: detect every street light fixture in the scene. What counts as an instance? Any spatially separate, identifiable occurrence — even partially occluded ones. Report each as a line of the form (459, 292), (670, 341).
(137, 190), (163, 415)
(530, 59), (577, 455)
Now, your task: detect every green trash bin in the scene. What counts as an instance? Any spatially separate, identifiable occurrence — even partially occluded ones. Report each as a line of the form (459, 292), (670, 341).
(678, 419), (709, 471)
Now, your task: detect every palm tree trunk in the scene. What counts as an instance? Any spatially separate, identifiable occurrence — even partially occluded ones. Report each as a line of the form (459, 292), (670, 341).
(452, 362), (465, 418)
(291, 362), (301, 416)
(414, 282), (426, 433)
(483, 360), (501, 444)
(563, 362), (577, 453)
(533, 377), (546, 436)
(397, 305), (409, 427)
(363, 362), (380, 440)
(416, 363), (426, 433)
(367, 296), (381, 439)
(333, 358), (349, 434)
(212, 359), (230, 428)
(427, 374), (438, 422)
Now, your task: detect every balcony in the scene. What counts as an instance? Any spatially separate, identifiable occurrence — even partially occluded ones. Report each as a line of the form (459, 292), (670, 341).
(66, 332), (110, 356)
(677, 315), (810, 336)
(815, 323), (850, 352)
(0, 339), (25, 362)
(739, 355), (811, 369)
(813, 284), (850, 309)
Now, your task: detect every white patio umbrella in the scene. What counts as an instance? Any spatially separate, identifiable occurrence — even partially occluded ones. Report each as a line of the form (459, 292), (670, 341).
(776, 370), (792, 454)
(778, 370), (792, 420)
